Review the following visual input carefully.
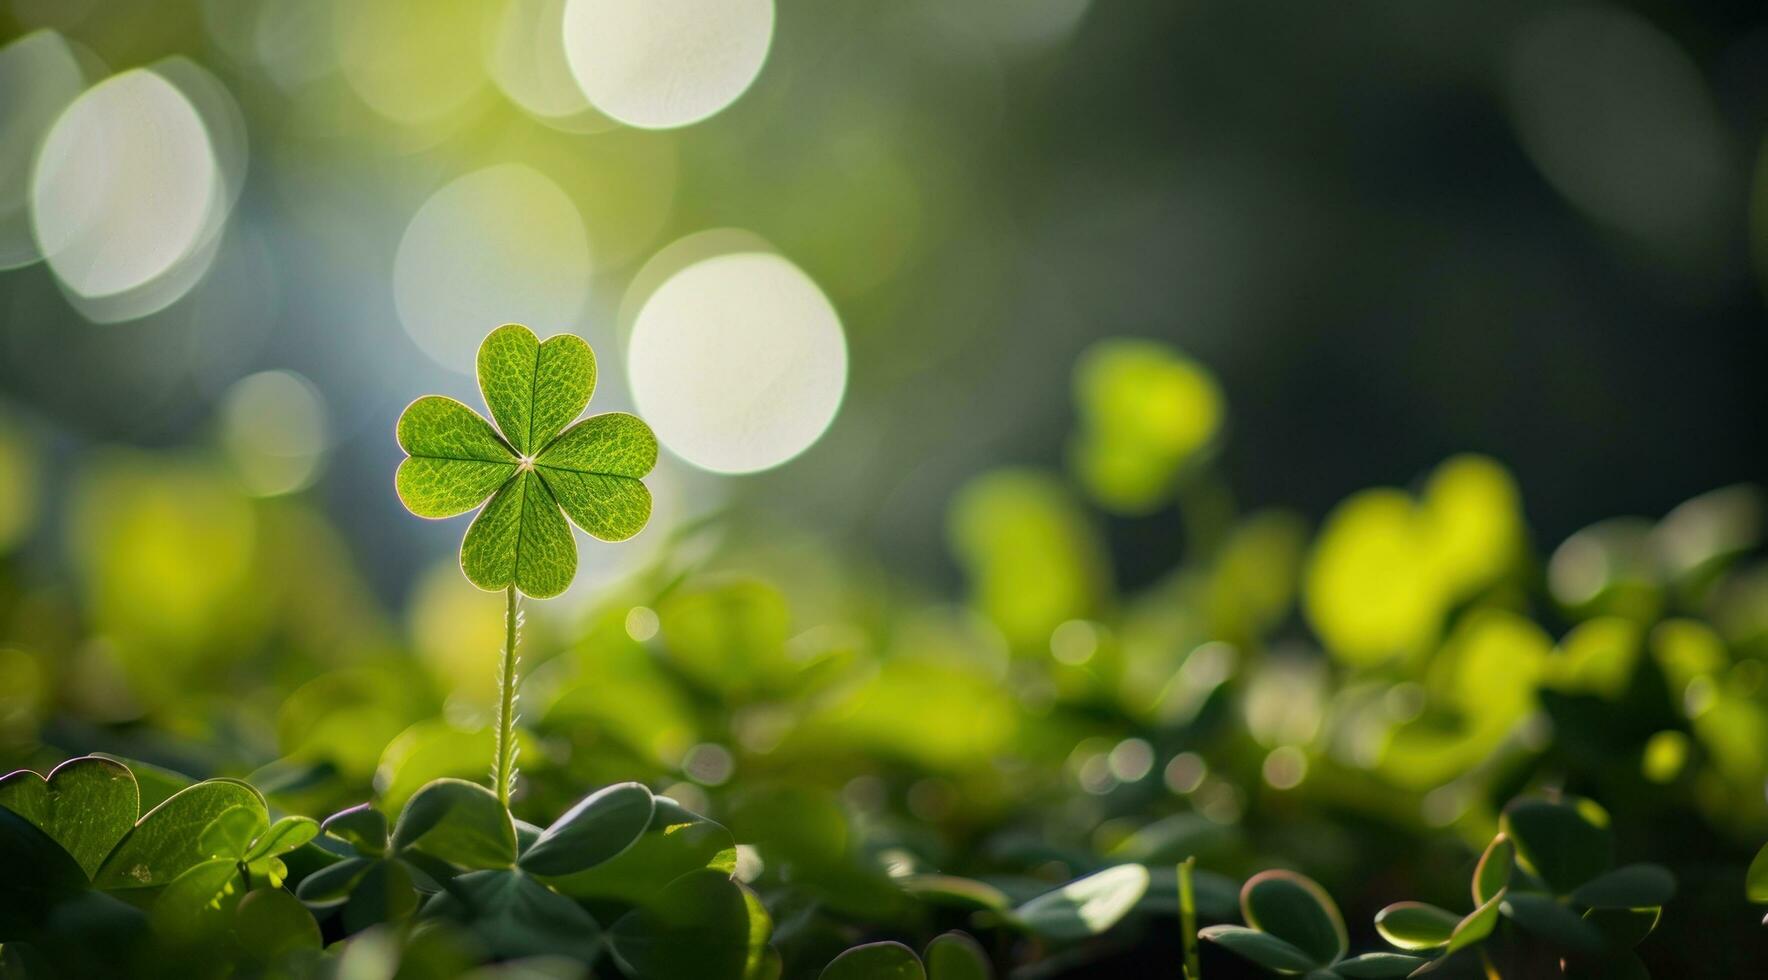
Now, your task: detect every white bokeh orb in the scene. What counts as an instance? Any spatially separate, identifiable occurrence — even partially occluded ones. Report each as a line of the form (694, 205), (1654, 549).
(0, 30), (85, 269)
(31, 69), (219, 300)
(628, 251), (847, 474)
(220, 369), (330, 497)
(393, 163), (592, 374)
(562, 0), (774, 130)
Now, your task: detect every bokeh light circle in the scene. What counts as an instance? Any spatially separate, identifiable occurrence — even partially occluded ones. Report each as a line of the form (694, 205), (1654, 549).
(219, 370), (330, 497)
(0, 30), (85, 269)
(562, 0), (774, 130)
(393, 164), (592, 374)
(31, 69), (218, 300)
(628, 251), (846, 474)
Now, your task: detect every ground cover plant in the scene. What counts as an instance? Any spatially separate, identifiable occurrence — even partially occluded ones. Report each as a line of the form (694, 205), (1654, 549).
(2, 331), (1765, 978)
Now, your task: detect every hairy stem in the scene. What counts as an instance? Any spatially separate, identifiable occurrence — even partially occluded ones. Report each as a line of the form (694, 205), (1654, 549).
(493, 584), (522, 808)
(1179, 856), (1201, 979)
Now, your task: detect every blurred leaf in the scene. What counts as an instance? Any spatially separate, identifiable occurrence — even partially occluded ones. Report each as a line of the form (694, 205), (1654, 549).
(95, 778), (265, 890)
(1500, 893), (1602, 953)
(1473, 834), (1514, 905)
(0, 755), (138, 879)
(1569, 864), (1674, 909)
(426, 868), (601, 961)
(1305, 489), (1447, 665)
(609, 869), (770, 980)
(520, 782), (654, 876)
(378, 719), (535, 814)
(233, 888), (321, 958)
(391, 778), (517, 870)
(342, 859), (419, 934)
(1421, 455), (1523, 598)
(1240, 870), (1345, 966)
(898, 874), (1010, 912)
(1067, 339), (1222, 514)
(1197, 925), (1317, 973)
(1749, 843), (1768, 904)
(948, 470), (1107, 649)
(923, 931), (991, 980)
(819, 941), (925, 980)
(656, 579), (794, 697)
(1500, 798), (1614, 895)
(1373, 902), (1458, 951)
(1009, 864), (1149, 943)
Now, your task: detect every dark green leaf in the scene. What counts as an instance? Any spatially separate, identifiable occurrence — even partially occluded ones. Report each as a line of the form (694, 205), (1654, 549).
(391, 778), (516, 870)
(94, 778), (266, 890)
(899, 874), (1010, 912)
(1500, 798), (1613, 895)
(1749, 843), (1768, 904)
(819, 941), (926, 980)
(1373, 901), (1458, 951)
(1332, 952), (1429, 978)
(0, 756), (139, 880)
(1198, 925), (1317, 974)
(0, 805), (89, 939)
(1501, 893), (1603, 952)
(342, 859), (418, 934)
(542, 798), (735, 906)
(322, 803), (388, 856)
(520, 782), (654, 876)
(1583, 907), (1659, 948)
(1564, 951), (1650, 980)
(233, 888), (321, 958)
(150, 858), (246, 942)
(1570, 864), (1674, 909)
(1010, 864), (1149, 942)
(426, 868), (601, 961)
(1241, 870), (1346, 966)
(295, 855), (372, 907)
(609, 869), (771, 980)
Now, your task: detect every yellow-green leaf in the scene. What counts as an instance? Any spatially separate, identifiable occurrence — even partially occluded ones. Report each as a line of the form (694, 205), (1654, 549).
(460, 469), (576, 599)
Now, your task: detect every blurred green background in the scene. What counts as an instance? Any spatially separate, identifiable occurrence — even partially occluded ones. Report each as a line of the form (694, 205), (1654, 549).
(1, 0), (1766, 976)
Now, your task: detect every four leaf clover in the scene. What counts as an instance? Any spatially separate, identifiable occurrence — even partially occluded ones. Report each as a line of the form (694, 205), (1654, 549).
(395, 324), (657, 598)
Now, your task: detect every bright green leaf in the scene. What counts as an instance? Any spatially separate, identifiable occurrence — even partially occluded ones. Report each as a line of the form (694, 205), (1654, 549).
(477, 324), (595, 457)
(1501, 893), (1603, 953)
(1570, 864), (1675, 909)
(246, 815), (319, 862)
(395, 396), (518, 518)
(0, 756), (138, 880)
(95, 779), (265, 890)
(460, 469), (576, 599)
(391, 778), (517, 870)
(1241, 870), (1346, 966)
(1473, 834), (1513, 905)
(898, 874), (1011, 912)
(519, 781), (654, 876)
(1446, 890), (1504, 954)
(1373, 901), (1459, 950)
(199, 805), (267, 861)
(820, 941), (926, 980)
(924, 931), (991, 980)
(537, 413), (656, 542)
(1198, 925), (1317, 974)
(1010, 864), (1149, 943)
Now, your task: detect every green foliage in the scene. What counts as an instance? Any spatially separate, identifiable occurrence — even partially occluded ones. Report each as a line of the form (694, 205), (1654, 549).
(0, 755), (137, 878)
(1006, 864), (1149, 942)
(395, 323), (657, 597)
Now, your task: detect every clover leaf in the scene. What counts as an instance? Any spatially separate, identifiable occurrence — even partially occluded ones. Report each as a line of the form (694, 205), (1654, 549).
(395, 323), (657, 599)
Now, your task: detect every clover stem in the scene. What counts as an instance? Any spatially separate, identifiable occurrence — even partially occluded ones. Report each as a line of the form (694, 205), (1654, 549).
(1178, 856), (1201, 979)
(493, 583), (521, 809)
